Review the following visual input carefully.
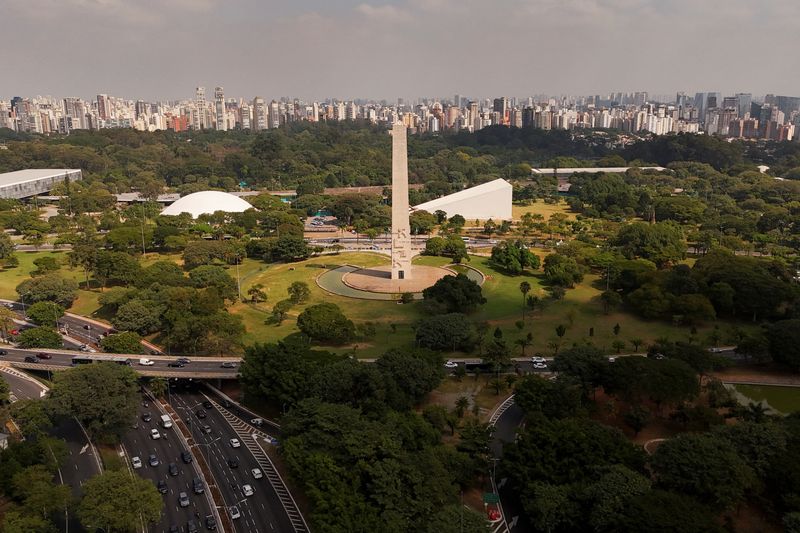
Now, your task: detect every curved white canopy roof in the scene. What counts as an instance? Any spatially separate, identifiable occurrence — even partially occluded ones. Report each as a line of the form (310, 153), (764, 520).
(160, 191), (253, 218)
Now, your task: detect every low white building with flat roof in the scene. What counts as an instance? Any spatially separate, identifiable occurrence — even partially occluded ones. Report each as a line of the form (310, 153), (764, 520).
(0, 169), (82, 199)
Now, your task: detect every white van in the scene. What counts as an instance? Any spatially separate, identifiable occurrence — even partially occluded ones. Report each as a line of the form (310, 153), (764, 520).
(139, 358), (155, 366)
(160, 414), (173, 428)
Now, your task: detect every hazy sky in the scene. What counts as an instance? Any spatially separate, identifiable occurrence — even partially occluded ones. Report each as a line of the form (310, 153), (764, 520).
(3, 0), (799, 101)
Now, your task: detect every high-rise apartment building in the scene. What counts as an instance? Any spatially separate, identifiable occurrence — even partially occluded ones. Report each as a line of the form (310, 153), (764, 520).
(96, 94), (109, 120)
(252, 97), (266, 131)
(214, 87), (226, 131)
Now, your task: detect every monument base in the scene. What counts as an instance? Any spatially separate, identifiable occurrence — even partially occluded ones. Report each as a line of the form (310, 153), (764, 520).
(342, 265), (453, 294)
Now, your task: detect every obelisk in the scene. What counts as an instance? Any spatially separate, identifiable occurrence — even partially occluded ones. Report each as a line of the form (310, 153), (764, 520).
(391, 122), (413, 280)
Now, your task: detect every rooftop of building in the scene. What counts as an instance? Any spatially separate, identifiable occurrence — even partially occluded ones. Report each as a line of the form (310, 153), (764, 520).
(0, 169), (81, 187)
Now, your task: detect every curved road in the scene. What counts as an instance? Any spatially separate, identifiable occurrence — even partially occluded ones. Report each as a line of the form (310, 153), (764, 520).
(490, 400), (531, 533)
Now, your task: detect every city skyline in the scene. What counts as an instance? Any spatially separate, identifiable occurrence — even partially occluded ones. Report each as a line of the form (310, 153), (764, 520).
(3, 0), (799, 99)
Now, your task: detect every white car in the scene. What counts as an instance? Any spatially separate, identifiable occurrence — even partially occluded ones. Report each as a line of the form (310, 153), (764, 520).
(444, 360), (458, 369)
(531, 356), (547, 363)
(230, 438), (241, 448)
(251, 468), (263, 479)
(532, 362), (548, 370)
(242, 484), (254, 497)
(139, 358), (155, 366)
(131, 456), (142, 469)
(229, 506), (241, 520)
(150, 428), (161, 440)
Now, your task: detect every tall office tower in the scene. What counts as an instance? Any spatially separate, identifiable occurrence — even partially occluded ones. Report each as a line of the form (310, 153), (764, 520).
(213, 87), (226, 131)
(522, 107), (535, 127)
(454, 94), (462, 108)
(134, 100), (148, 120)
(311, 102), (320, 122)
(706, 92), (721, 111)
(736, 93), (752, 118)
(96, 94), (109, 120)
(492, 97), (507, 114)
(722, 97), (738, 112)
(633, 92), (648, 106)
(252, 97), (267, 131)
(694, 93), (707, 120)
(493, 97), (508, 125)
(676, 92), (689, 107)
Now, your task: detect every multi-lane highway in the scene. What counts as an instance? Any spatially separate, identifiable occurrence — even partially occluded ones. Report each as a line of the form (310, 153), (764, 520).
(0, 346), (241, 379)
(122, 392), (217, 532)
(169, 384), (305, 532)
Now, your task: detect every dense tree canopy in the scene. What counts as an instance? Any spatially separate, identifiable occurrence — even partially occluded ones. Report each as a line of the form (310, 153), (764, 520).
(49, 362), (139, 443)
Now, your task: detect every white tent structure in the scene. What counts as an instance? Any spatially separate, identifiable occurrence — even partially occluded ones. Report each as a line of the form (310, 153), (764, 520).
(412, 178), (512, 221)
(160, 191), (253, 218)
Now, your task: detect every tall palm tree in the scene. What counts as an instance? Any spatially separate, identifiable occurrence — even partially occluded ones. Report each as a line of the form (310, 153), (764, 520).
(519, 281), (531, 320)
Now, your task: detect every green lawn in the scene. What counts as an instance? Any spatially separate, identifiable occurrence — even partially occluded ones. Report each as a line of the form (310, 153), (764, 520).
(733, 384), (800, 414)
(232, 252), (423, 357)
(0, 249), (756, 360)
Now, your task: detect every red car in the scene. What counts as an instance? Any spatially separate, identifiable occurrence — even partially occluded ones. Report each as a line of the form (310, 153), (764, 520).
(37, 352), (52, 359)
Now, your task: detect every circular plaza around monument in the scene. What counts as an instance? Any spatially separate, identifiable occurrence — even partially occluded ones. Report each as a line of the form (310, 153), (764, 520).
(316, 259), (485, 300)
(342, 264), (454, 294)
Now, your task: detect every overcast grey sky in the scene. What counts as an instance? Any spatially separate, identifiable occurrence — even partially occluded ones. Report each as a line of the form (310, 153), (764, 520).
(3, 0), (798, 101)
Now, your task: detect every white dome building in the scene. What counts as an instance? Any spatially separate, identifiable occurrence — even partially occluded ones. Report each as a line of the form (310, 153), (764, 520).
(160, 191), (254, 218)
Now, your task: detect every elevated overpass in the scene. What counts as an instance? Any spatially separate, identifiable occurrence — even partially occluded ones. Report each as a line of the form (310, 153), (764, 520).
(0, 347), (241, 379)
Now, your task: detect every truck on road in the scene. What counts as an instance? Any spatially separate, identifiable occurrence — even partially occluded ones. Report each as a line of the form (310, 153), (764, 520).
(160, 414), (173, 428)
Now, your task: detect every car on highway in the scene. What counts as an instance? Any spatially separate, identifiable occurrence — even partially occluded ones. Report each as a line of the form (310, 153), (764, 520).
(168, 462), (178, 476)
(227, 457), (239, 468)
(83, 324), (92, 330)
(242, 484), (254, 497)
(142, 412), (152, 422)
(201, 424), (212, 434)
(157, 479), (168, 494)
(229, 506), (241, 520)
(148, 454), (159, 467)
(192, 477), (205, 494)
(150, 428), (161, 440)
(230, 438), (241, 448)
(23, 356), (38, 363)
(131, 456), (142, 469)
(181, 450), (193, 464)
(178, 492), (190, 507)
(531, 356), (547, 363)
(177, 357), (191, 365)
(250, 418), (264, 426)
(196, 409), (206, 419)
(205, 516), (217, 530)
(167, 361), (184, 368)
(138, 358), (155, 366)
(532, 362), (548, 370)
(444, 360), (458, 369)
(251, 468), (263, 479)
(36, 352), (52, 359)
(0, 349), (8, 356)
(220, 361), (236, 369)
(169, 525), (178, 533)
(203, 400), (213, 409)
(186, 520), (198, 533)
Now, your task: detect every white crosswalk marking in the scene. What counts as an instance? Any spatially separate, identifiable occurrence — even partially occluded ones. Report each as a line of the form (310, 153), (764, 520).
(204, 395), (309, 532)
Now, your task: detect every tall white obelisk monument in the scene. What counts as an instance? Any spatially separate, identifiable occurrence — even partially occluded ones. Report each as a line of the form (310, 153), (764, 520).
(391, 122), (413, 280)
